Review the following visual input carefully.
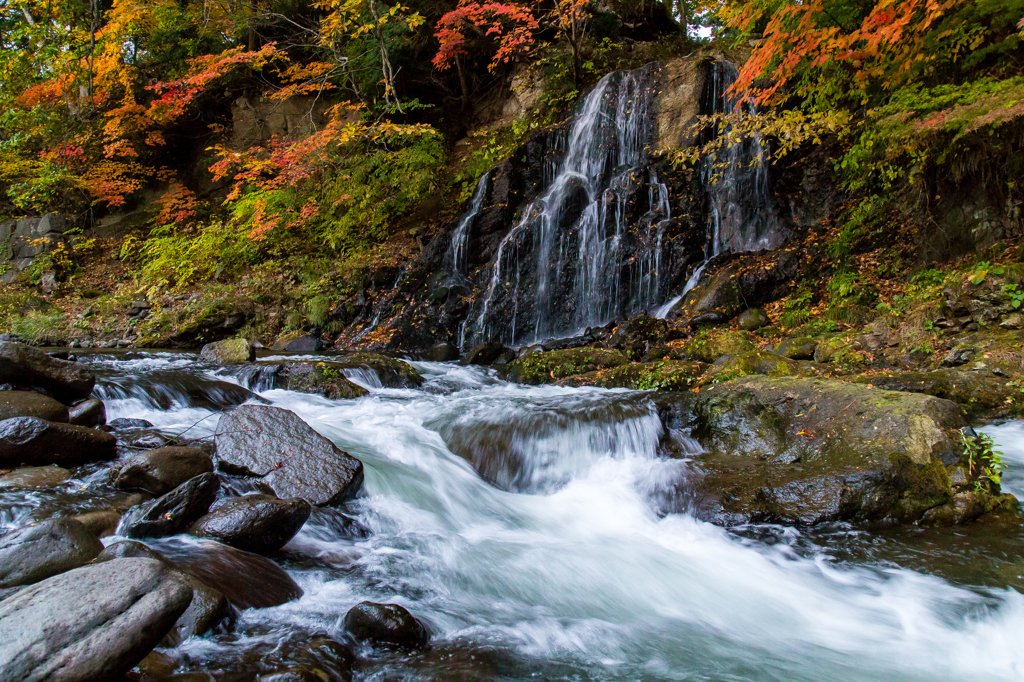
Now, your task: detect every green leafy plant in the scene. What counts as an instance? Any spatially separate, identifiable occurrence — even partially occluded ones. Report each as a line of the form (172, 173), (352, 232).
(1003, 283), (1024, 309)
(961, 429), (1005, 489)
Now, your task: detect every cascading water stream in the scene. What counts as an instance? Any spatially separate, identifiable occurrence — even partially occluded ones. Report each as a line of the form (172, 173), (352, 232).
(445, 170), (492, 283)
(25, 351), (1024, 681)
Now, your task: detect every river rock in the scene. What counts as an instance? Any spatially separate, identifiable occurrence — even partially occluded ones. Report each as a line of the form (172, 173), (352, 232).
(114, 446), (214, 495)
(188, 494), (311, 555)
(506, 348), (630, 384)
(200, 338), (256, 364)
(0, 341), (95, 403)
(157, 539), (304, 609)
(109, 417), (154, 429)
(0, 416), (117, 467)
(423, 343), (459, 362)
(0, 557), (193, 681)
(68, 398), (106, 427)
(857, 368), (1016, 416)
(0, 465), (71, 488)
(272, 334), (322, 352)
(461, 342), (514, 366)
(338, 352), (423, 387)
(215, 405), (363, 506)
(122, 473), (220, 539)
(160, 575), (233, 647)
(774, 336), (819, 360)
(97, 539), (170, 564)
(342, 601), (429, 649)
(737, 307), (770, 331)
(0, 391), (69, 422)
(658, 376), (996, 526)
(681, 330), (755, 363)
(608, 315), (670, 359)
(0, 518), (104, 588)
(283, 363), (369, 400)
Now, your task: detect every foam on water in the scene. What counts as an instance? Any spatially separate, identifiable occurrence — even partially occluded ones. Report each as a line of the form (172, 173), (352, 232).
(82, 354), (1024, 680)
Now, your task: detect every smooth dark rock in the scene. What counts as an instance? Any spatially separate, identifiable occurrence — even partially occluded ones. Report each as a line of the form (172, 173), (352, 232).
(423, 343), (459, 362)
(200, 338), (256, 364)
(0, 465), (71, 489)
(156, 539), (304, 609)
(160, 575), (233, 647)
(122, 473), (220, 539)
(215, 405), (363, 506)
(109, 417), (154, 429)
(0, 341), (95, 403)
(114, 446), (214, 495)
(0, 558), (193, 681)
(0, 391), (69, 422)
(284, 335), (323, 352)
(188, 494), (311, 555)
(0, 518), (104, 588)
(737, 307), (770, 331)
(68, 398), (106, 427)
(72, 510), (122, 538)
(461, 342), (513, 366)
(0, 416), (117, 467)
(97, 540), (170, 564)
(343, 601), (429, 649)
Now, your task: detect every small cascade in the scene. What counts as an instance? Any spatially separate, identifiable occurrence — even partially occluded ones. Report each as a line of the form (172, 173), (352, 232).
(445, 170), (492, 282)
(704, 60), (781, 256)
(466, 67), (671, 347)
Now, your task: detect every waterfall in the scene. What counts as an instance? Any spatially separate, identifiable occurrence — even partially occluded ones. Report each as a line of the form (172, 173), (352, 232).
(466, 67), (669, 348)
(445, 170), (492, 282)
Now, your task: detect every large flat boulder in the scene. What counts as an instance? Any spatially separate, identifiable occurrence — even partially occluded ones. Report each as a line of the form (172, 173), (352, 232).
(0, 342), (95, 403)
(113, 446), (214, 495)
(658, 376), (1020, 526)
(0, 557), (193, 682)
(0, 391), (69, 422)
(215, 405), (363, 506)
(0, 518), (104, 588)
(0, 417), (117, 467)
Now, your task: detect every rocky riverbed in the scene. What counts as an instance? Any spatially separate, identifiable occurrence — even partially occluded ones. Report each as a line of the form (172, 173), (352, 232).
(0, 340), (1023, 681)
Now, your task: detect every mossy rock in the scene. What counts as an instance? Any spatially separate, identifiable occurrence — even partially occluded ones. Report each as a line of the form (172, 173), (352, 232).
(506, 348), (630, 385)
(707, 351), (800, 380)
(681, 330), (754, 363)
(774, 336), (818, 360)
(656, 376), (1019, 527)
(855, 368), (1019, 417)
(283, 363), (369, 400)
(812, 336), (868, 366)
(338, 352), (423, 388)
(556, 360), (708, 391)
(200, 338), (255, 364)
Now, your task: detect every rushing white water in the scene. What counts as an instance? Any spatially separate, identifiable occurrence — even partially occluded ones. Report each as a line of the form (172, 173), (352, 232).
(68, 353), (1024, 681)
(981, 422), (1024, 499)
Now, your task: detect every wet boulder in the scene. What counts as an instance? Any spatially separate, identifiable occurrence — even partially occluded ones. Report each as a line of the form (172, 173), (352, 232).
(0, 417), (117, 467)
(737, 308), (770, 331)
(0, 558), (193, 682)
(188, 494), (311, 555)
(608, 315), (670, 359)
(343, 601), (429, 649)
(97, 539), (170, 564)
(215, 405), (363, 506)
(0, 341), (95, 403)
(813, 336), (868, 366)
(555, 360), (706, 391)
(68, 398), (106, 427)
(272, 333), (323, 352)
(0, 465), (71, 489)
(461, 342), (514, 367)
(153, 538), (304, 609)
(708, 351), (801, 379)
(659, 376), (1017, 526)
(0, 518), (104, 588)
(121, 473), (221, 539)
(160, 575), (233, 647)
(200, 338), (256, 364)
(0, 391), (69, 422)
(109, 417), (154, 429)
(423, 343), (459, 362)
(338, 352), (423, 388)
(506, 348), (630, 385)
(72, 509), (123, 538)
(113, 446), (215, 496)
(681, 330), (754, 363)
(282, 363), (369, 400)
(774, 336), (818, 361)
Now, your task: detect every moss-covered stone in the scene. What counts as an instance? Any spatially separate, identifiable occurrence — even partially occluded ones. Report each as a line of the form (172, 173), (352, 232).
(812, 336), (868, 366)
(283, 362), (369, 400)
(655, 376), (1019, 527)
(681, 330), (754, 363)
(199, 338), (255, 364)
(556, 360), (707, 390)
(506, 348), (630, 385)
(774, 336), (818, 360)
(855, 368), (1019, 417)
(708, 351), (800, 379)
(339, 352), (423, 388)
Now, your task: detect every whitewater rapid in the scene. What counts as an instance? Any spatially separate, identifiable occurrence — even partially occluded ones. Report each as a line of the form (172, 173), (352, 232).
(78, 353), (1024, 681)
